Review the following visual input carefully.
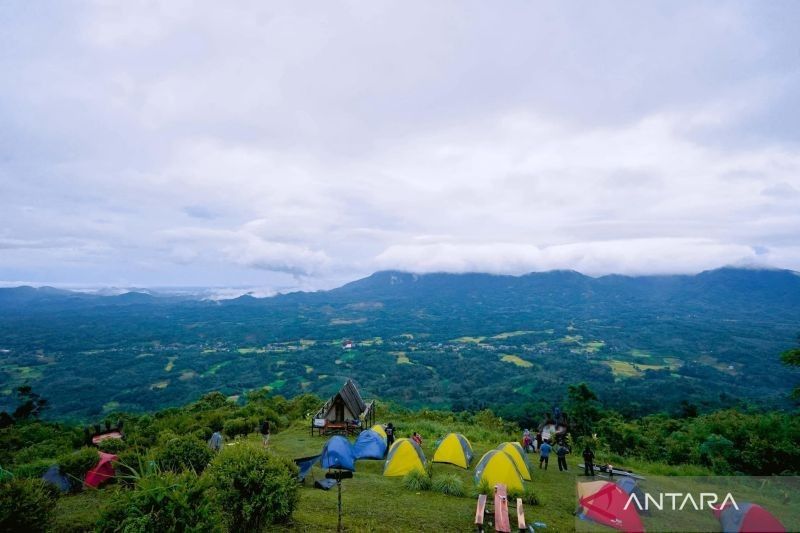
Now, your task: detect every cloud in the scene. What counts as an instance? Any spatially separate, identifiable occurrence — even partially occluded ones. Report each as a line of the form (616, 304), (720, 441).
(1, 1), (799, 288)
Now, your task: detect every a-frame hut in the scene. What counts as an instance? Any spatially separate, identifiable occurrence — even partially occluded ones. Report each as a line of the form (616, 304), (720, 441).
(312, 379), (375, 436)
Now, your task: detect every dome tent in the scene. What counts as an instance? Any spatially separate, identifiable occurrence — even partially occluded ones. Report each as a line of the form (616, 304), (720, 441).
(473, 450), (524, 492)
(370, 424), (387, 440)
(383, 438), (426, 477)
(353, 429), (387, 460)
(432, 433), (473, 469)
(321, 435), (356, 471)
(496, 442), (531, 480)
(714, 502), (785, 532)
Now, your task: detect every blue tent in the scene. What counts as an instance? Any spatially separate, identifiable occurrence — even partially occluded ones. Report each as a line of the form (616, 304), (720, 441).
(353, 429), (387, 460)
(42, 465), (71, 492)
(320, 436), (356, 471)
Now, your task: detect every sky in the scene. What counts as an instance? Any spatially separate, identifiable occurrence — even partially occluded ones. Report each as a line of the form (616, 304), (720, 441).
(2, 1), (800, 292)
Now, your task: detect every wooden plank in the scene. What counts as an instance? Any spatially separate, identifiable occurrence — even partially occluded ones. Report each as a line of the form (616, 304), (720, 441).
(516, 498), (526, 532)
(494, 484), (511, 533)
(475, 494), (487, 529)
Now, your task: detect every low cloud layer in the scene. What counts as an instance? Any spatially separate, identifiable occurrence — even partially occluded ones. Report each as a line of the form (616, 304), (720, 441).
(1, 1), (799, 289)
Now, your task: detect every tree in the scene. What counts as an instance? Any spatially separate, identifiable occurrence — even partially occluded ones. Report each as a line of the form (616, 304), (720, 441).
(9, 386), (48, 423)
(781, 338), (800, 399)
(566, 383), (601, 437)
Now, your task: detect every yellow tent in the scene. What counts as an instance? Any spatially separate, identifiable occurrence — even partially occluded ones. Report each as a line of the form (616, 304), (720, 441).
(370, 424), (387, 440)
(496, 442), (531, 480)
(383, 438), (426, 477)
(432, 433), (473, 468)
(473, 450), (524, 492)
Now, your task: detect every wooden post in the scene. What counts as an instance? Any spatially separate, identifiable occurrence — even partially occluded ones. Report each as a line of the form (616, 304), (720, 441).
(337, 477), (343, 532)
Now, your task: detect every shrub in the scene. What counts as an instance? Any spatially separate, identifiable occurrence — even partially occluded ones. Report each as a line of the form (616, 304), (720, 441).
(508, 484), (540, 506)
(97, 471), (219, 533)
(207, 444), (298, 530)
(402, 469), (432, 491)
(0, 478), (59, 532)
(431, 473), (464, 496)
(10, 459), (52, 479)
(155, 435), (214, 474)
(471, 478), (492, 498)
(97, 438), (127, 454)
(58, 447), (99, 489)
(222, 417), (252, 438)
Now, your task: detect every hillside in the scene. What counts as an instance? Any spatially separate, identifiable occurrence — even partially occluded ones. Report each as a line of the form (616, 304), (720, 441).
(2, 388), (798, 532)
(1, 268), (800, 420)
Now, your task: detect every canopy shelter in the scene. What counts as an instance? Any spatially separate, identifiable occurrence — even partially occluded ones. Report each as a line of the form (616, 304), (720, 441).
(320, 436), (356, 471)
(496, 442), (531, 481)
(474, 450), (524, 492)
(714, 502), (785, 532)
(353, 429), (387, 460)
(383, 438), (426, 477)
(576, 480), (644, 533)
(312, 379), (375, 436)
(432, 433), (473, 469)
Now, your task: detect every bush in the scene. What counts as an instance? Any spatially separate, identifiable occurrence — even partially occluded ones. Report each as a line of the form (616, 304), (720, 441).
(471, 478), (492, 498)
(508, 484), (540, 506)
(97, 471), (219, 533)
(10, 459), (52, 479)
(155, 435), (214, 474)
(0, 478), (59, 532)
(207, 444), (298, 530)
(222, 417), (252, 438)
(97, 438), (127, 454)
(402, 469), (432, 491)
(58, 447), (99, 489)
(431, 473), (464, 496)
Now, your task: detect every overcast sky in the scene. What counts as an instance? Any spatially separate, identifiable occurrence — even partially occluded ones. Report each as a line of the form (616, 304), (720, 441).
(2, 1), (799, 291)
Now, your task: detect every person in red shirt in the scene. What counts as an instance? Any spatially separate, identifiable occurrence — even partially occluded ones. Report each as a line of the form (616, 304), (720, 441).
(412, 432), (423, 446)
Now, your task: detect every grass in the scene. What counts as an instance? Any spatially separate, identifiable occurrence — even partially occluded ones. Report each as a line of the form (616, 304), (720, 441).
(500, 354), (534, 368)
(452, 336), (486, 343)
(490, 330), (535, 340)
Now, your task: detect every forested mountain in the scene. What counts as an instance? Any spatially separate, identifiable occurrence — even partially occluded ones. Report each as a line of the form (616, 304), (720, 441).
(1, 268), (799, 421)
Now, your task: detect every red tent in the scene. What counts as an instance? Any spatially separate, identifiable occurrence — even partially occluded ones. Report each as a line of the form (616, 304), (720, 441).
(84, 452), (118, 488)
(577, 480), (644, 533)
(714, 502), (785, 533)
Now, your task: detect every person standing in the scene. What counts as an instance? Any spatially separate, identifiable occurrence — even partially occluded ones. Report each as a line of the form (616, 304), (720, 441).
(385, 423), (395, 450)
(260, 419), (271, 448)
(556, 443), (570, 471)
(582, 446), (595, 476)
(208, 430), (224, 452)
(539, 440), (552, 469)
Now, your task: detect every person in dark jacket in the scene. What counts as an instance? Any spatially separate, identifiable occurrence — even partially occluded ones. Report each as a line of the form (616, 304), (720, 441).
(260, 419), (271, 447)
(556, 444), (570, 471)
(385, 423), (395, 450)
(582, 446), (595, 476)
(539, 441), (552, 469)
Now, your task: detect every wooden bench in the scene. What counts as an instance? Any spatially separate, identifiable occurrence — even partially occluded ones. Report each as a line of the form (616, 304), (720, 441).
(494, 484), (511, 533)
(516, 498), (527, 532)
(475, 493), (487, 532)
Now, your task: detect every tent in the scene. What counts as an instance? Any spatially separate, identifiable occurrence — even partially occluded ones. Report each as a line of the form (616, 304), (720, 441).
(85, 452), (118, 488)
(496, 442), (531, 481)
(473, 450), (524, 492)
(353, 429), (387, 460)
(432, 433), (473, 468)
(714, 503), (785, 532)
(320, 436), (356, 471)
(576, 480), (644, 533)
(42, 465), (70, 492)
(383, 438), (426, 477)
(293, 454), (321, 482)
(370, 424), (387, 440)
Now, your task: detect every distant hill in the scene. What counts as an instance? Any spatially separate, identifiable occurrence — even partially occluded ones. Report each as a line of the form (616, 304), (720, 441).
(1, 268), (799, 419)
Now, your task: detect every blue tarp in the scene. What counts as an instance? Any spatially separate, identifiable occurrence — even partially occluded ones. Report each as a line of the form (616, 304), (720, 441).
(320, 436), (356, 471)
(293, 454), (321, 482)
(353, 429), (387, 460)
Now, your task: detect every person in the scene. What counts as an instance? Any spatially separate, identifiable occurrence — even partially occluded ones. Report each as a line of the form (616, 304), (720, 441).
(582, 446), (595, 476)
(208, 430), (224, 452)
(260, 419), (271, 447)
(385, 423), (395, 449)
(412, 431), (423, 446)
(522, 429), (533, 453)
(539, 440), (552, 469)
(556, 443), (570, 471)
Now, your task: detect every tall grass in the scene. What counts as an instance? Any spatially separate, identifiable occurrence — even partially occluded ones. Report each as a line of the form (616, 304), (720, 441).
(431, 474), (464, 497)
(403, 469), (432, 491)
